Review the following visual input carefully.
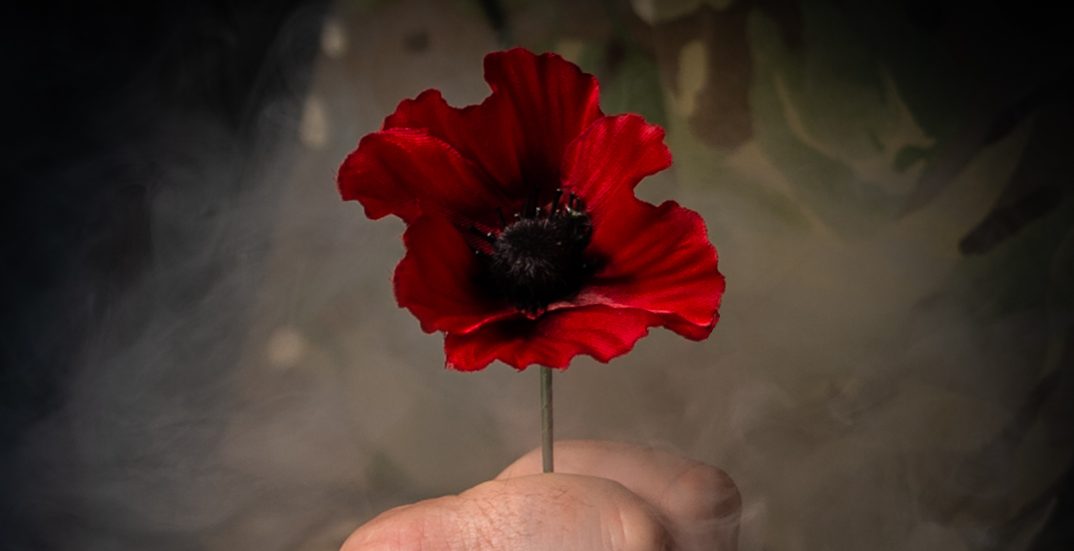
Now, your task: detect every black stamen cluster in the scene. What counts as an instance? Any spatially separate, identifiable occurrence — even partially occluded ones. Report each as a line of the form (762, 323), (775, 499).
(483, 193), (594, 312)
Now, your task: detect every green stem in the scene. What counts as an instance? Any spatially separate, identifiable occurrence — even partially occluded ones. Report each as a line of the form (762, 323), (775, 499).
(540, 366), (554, 473)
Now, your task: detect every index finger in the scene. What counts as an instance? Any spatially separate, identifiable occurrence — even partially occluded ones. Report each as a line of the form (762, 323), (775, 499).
(497, 440), (741, 551)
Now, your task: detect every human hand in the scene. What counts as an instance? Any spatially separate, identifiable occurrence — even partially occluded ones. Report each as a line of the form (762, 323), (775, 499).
(341, 440), (741, 551)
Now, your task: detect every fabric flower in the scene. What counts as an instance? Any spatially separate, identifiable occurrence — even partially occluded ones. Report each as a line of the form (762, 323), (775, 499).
(338, 48), (724, 371)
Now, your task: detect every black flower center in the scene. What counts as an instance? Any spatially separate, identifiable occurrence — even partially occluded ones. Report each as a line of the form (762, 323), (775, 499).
(481, 195), (594, 313)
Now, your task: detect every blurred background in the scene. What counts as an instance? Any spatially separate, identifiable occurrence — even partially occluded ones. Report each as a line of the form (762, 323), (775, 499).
(3, 0), (1072, 549)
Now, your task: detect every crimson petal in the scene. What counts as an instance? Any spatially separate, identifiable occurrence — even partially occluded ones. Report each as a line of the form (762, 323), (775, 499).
(394, 215), (515, 334)
(337, 129), (505, 225)
(580, 199), (724, 339)
(483, 48), (603, 188)
(561, 114), (672, 212)
(383, 90), (520, 192)
(384, 49), (603, 200)
(444, 305), (658, 371)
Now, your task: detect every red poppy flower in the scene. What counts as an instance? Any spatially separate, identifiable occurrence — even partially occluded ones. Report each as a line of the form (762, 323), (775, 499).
(338, 48), (724, 371)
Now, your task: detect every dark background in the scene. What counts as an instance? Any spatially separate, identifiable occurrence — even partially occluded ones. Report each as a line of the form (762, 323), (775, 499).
(3, 2), (327, 547)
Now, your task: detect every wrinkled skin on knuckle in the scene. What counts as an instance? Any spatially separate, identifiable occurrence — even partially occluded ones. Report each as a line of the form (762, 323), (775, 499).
(341, 475), (678, 551)
(472, 476), (603, 550)
(456, 480), (535, 549)
(342, 496), (498, 551)
(474, 475), (670, 551)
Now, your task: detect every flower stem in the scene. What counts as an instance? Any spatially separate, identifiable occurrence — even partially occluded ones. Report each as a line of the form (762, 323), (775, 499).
(540, 366), (554, 473)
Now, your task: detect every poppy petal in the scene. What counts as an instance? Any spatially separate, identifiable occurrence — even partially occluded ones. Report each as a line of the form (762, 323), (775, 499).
(561, 114), (672, 212)
(483, 48), (603, 186)
(383, 49), (603, 201)
(444, 305), (658, 371)
(581, 199), (723, 339)
(383, 90), (521, 192)
(394, 215), (515, 334)
(337, 129), (505, 225)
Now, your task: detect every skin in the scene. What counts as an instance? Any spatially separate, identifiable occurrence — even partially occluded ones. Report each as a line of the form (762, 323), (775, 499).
(341, 440), (741, 551)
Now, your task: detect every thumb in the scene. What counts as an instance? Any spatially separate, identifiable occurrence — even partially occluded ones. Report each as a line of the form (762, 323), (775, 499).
(341, 473), (670, 551)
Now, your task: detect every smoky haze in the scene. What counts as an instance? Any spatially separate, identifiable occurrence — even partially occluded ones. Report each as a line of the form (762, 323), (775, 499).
(5, 1), (1072, 550)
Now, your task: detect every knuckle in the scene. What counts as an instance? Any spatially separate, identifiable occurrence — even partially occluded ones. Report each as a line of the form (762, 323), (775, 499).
(459, 492), (515, 549)
(614, 498), (670, 549)
(616, 504), (673, 551)
(340, 498), (459, 551)
(340, 510), (428, 551)
(664, 463), (742, 524)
